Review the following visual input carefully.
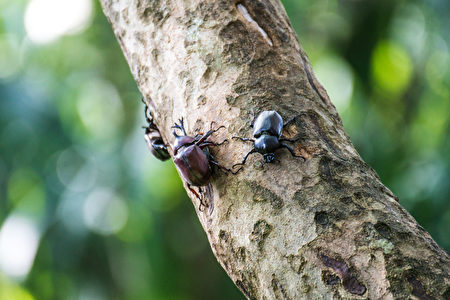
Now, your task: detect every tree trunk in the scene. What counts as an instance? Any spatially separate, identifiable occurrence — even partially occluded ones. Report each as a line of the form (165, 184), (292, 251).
(99, 0), (449, 299)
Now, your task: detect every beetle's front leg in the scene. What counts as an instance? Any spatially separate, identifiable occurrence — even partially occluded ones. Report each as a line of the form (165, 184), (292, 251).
(210, 157), (241, 174)
(142, 98), (153, 125)
(172, 118), (187, 136)
(280, 143), (305, 161)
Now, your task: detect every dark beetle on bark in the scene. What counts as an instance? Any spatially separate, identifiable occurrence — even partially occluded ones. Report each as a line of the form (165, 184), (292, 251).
(233, 110), (305, 168)
(142, 99), (171, 161)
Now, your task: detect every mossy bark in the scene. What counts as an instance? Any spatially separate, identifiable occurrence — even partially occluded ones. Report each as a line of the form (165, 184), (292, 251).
(99, 0), (449, 299)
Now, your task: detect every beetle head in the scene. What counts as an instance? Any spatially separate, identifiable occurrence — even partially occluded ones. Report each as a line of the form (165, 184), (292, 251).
(263, 153), (275, 163)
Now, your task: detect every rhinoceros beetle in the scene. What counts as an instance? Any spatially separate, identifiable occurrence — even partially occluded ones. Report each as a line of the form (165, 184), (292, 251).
(172, 118), (236, 210)
(142, 99), (171, 161)
(233, 110), (304, 168)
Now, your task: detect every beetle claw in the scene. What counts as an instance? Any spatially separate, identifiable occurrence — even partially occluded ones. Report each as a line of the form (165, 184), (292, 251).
(172, 118), (189, 137)
(216, 139), (228, 146)
(172, 118), (187, 136)
(210, 159), (240, 175)
(202, 139), (228, 148)
(234, 148), (257, 169)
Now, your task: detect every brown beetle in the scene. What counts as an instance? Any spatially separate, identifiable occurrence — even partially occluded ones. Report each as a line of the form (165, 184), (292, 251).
(172, 118), (235, 210)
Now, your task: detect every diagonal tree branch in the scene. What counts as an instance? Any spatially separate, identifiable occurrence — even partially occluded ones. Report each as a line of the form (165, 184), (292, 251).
(99, 0), (449, 298)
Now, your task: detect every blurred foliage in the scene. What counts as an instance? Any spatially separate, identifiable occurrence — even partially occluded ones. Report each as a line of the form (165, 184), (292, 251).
(0, 0), (448, 299)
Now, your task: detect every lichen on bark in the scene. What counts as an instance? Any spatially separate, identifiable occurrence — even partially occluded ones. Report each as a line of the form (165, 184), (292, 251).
(100, 0), (449, 299)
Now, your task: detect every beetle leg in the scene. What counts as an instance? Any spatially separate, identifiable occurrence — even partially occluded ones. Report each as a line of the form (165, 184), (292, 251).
(142, 97), (160, 131)
(232, 137), (255, 143)
(143, 100), (152, 125)
(195, 126), (226, 145)
(187, 184), (201, 199)
(210, 157), (241, 174)
(232, 148), (257, 169)
(187, 183), (206, 210)
(200, 139), (228, 149)
(209, 121), (218, 131)
(213, 139), (228, 146)
(280, 143), (305, 161)
(279, 137), (300, 143)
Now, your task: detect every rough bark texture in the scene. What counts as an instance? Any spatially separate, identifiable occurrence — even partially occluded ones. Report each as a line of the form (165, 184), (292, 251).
(99, 1), (449, 299)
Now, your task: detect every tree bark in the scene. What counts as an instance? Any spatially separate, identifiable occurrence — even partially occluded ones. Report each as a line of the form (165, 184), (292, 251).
(99, 1), (449, 299)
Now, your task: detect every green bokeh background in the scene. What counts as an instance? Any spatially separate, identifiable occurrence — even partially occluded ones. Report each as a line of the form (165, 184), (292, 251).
(0, 0), (448, 299)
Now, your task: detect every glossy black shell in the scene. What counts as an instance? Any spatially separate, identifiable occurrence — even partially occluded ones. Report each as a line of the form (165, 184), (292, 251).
(254, 135), (280, 154)
(252, 111), (283, 138)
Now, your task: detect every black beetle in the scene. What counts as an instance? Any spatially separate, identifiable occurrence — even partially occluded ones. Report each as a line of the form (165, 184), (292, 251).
(233, 110), (304, 168)
(172, 118), (235, 210)
(142, 99), (171, 161)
